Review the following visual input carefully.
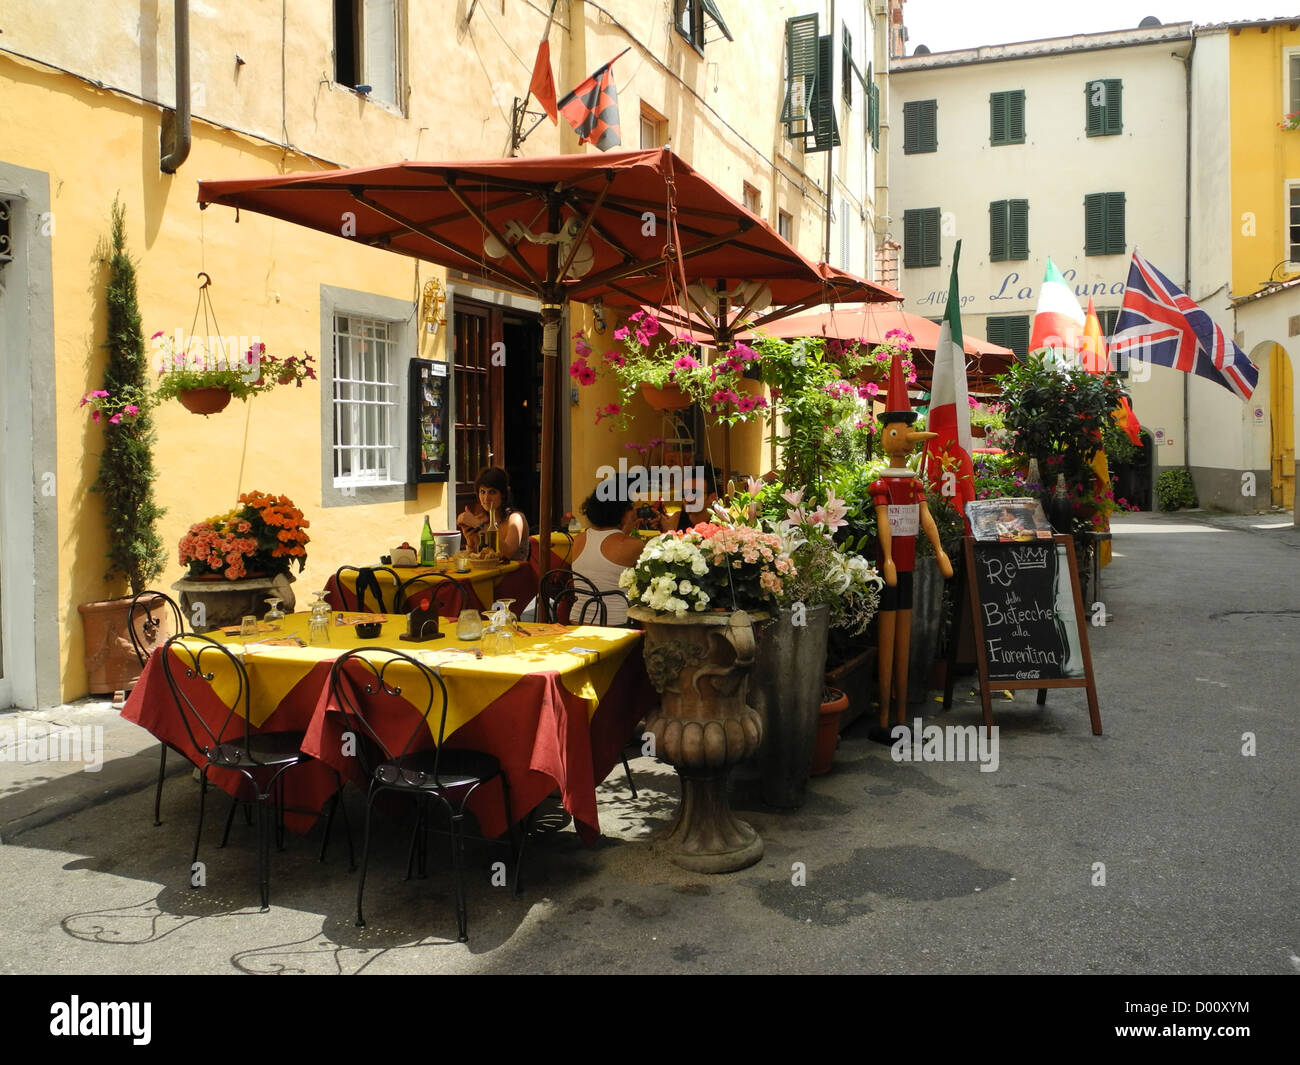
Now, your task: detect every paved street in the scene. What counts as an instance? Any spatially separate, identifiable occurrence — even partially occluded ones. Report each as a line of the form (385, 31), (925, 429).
(1, 510), (1296, 976)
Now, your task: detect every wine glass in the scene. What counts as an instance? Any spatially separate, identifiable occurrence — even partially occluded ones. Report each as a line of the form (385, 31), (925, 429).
(263, 597), (284, 628)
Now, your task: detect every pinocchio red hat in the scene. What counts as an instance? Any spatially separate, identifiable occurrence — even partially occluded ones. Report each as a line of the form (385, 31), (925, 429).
(877, 348), (917, 425)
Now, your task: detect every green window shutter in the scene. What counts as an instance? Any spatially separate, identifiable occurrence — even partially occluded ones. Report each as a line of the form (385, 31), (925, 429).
(989, 200), (1008, 262)
(842, 25), (852, 106)
(923, 207), (940, 266)
(809, 33), (841, 151)
(1009, 315), (1030, 360)
(990, 91), (1024, 145)
(1009, 198), (1029, 259)
(1106, 191), (1125, 253)
(1084, 193), (1106, 255)
(781, 14), (820, 133)
(903, 99), (936, 153)
(1105, 80), (1122, 134)
(904, 208), (941, 268)
(990, 94), (1006, 144)
(904, 210), (922, 268)
(1098, 308), (1120, 336)
(1086, 79), (1123, 137)
(986, 317), (1006, 349)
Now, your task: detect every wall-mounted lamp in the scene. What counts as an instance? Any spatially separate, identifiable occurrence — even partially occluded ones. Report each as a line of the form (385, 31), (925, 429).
(591, 297), (607, 333)
(421, 278), (447, 337)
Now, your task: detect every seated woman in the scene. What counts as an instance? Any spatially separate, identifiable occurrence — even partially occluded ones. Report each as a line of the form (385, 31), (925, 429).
(456, 467), (530, 562)
(675, 465), (721, 531)
(571, 485), (673, 626)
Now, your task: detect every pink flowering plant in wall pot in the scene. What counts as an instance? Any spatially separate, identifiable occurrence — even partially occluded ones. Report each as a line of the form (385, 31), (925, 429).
(570, 308), (768, 431)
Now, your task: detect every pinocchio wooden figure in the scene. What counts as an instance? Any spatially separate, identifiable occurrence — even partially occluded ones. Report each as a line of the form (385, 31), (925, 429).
(869, 351), (953, 741)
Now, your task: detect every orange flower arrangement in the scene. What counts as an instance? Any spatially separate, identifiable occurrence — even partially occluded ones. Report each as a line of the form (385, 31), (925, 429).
(179, 490), (310, 580)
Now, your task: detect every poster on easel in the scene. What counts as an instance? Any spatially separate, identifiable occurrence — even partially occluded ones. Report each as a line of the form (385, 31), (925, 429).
(961, 535), (1102, 735)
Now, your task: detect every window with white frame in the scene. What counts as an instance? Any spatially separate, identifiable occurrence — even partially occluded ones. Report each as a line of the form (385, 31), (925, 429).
(1284, 47), (1300, 117)
(332, 314), (400, 486)
(334, 0), (405, 111)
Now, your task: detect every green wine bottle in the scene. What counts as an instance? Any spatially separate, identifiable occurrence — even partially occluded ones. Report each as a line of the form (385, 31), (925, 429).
(420, 515), (435, 565)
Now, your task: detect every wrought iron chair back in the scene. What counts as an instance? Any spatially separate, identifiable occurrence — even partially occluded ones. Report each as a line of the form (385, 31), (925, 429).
(395, 573), (469, 618)
(159, 634), (260, 765)
(537, 568), (630, 626)
(333, 566), (400, 612)
(329, 648), (461, 790)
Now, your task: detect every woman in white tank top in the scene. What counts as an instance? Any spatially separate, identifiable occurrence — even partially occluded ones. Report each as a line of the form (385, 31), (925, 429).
(570, 485), (673, 625)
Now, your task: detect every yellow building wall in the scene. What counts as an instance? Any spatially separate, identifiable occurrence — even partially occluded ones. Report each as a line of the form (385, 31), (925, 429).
(3, 58), (446, 702)
(1230, 23), (1300, 298)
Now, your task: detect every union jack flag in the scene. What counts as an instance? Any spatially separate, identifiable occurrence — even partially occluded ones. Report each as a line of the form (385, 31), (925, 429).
(1110, 251), (1258, 400)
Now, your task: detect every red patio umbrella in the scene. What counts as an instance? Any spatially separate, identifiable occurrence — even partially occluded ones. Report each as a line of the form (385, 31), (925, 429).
(197, 147), (898, 542)
(735, 303), (1015, 391)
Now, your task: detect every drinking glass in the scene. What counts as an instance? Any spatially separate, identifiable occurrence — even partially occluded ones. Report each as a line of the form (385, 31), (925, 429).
(263, 597), (284, 628)
(456, 609), (483, 641)
(239, 615), (259, 637)
(307, 614), (331, 645)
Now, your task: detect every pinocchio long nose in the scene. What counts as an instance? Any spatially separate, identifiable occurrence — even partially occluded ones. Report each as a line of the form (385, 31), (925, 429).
(907, 429), (937, 446)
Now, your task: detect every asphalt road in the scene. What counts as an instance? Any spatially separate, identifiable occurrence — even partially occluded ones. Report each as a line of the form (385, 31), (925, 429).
(0, 509), (1296, 978)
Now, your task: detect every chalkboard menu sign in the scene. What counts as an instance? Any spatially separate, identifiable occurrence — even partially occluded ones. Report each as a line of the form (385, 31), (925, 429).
(962, 535), (1101, 735)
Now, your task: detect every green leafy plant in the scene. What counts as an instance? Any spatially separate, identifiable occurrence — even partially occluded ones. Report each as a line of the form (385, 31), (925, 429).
(1155, 468), (1198, 511)
(88, 198), (165, 596)
(997, 354), (1126, 492)
(571, 310), (765, 430)
(151, 333), (316, 403)
(1101, 420), (1140, 466)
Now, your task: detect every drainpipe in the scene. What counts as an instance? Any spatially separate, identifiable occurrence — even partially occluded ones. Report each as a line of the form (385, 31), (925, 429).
(823, 0), (836, 263)
(161, 0), (192, 173)
(1180, 31), (1196, 473)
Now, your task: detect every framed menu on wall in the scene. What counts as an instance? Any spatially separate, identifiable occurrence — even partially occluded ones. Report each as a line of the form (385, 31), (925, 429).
(409, 358), (449, 483)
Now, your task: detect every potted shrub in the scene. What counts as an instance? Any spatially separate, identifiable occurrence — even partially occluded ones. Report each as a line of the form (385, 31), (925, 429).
(77, 199), (168, 694)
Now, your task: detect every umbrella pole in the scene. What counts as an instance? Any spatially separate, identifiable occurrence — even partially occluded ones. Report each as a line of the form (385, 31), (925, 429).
(539, 304), (559, 618)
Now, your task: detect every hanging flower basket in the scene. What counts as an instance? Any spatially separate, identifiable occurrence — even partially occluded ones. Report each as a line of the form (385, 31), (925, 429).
(177, 386), (233, 415)
(639, 381), (693, 411)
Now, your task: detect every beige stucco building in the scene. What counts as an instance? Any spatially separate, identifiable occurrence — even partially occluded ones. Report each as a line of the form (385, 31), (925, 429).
(0, 0), (895, 708)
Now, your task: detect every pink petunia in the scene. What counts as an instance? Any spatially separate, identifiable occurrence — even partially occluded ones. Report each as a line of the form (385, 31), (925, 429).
(125, 404), (139, 416)
(613, 326), (630, 343)
(577, 365), (596, 386)
(91, 410), (101, 423)
(674, 355), (701, 371)
(109, 413), (121, 424)
(736, 394), (757, 413)
(866, 381), (880, 396)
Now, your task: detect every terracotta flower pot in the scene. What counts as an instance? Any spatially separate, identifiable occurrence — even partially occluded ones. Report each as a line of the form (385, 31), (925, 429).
(177, 386), (233, 415)
(639, 381), (692, 411)
(970, 424), (988, 439)
(78, 597), (164, 695)
(810, 686), (849, 776)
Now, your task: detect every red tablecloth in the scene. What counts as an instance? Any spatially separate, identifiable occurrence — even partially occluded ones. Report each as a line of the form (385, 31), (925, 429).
(122, 617), (650, 842)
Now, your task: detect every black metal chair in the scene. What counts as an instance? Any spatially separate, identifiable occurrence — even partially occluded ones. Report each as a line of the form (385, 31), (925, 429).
(333, 566), (401, 612)
(536, 568), (628, 626)
(160, 634), (351, 910)
(329, 648), (522, 941)
(394, 573), (469, 618)
(535, 569), (638, 798)
(127, 590), (187, 827)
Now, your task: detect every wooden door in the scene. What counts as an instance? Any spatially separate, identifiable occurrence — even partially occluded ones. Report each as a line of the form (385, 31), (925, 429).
(1269, 344), (1295, 509)
(453, 299), (504, 517)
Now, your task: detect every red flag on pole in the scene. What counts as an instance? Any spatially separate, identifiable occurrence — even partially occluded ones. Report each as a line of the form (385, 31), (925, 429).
(529, 40), (558, 123)
(924, 240), (975, 523)
(558, 50), (629, 151)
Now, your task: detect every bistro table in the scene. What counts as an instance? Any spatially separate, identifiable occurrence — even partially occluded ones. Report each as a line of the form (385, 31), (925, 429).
(121, 611), (650, 842)
(325, 561), (522, 616)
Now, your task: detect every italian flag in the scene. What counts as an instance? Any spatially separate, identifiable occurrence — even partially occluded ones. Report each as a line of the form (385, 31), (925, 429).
(1029, 257), (1086, 361)
(924, 240), (975, 523)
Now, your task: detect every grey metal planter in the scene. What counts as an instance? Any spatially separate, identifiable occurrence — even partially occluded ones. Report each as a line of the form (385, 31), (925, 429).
(752, 603), (830, 809)
(907, 556), (946, 704)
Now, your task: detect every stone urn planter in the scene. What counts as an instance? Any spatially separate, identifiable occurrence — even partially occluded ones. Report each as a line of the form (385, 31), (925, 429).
(751, 603), (829, 809)
(629, 606), (765, 873)
(171, 573), (296, 632)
